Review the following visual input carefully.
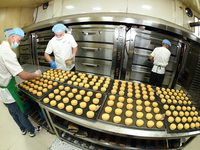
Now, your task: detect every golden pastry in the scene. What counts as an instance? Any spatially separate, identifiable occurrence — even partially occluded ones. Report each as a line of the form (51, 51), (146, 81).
(147, 120), (154, 128)
(113, 116), (121, 124)
(63, 97), (69, 103)
(196, 122), (200, 128)
(146, 113), (153, 120)
(72, 88), (78, 93)
(127, 92), (133, 97)
(182, 106), (186, 111)
(188, 117), (192, 123)
(86, 111), (94, 118)
(79, 83), (84, 87)
(153, 107), (160, 113)
(125, 118), (133, 126)
(165, 110), (171, 116)
(126, 104), (133, 110)
(65, 86), (70, 92)
(89, 104), (97, 111)
(58, 103), (65, 109)
(136, 105), (143, 111)
(136, 100), (142, 105)
(115, 108), (122, 115)
(96, 93), (102, 98)
(117, 102), (124, 108)
(71, 100), (78, 106)
(170, 105), (175, 111)
(102, 113), (110, 121)
(49, 93), (55, 99)
(47, 85), (53, 89)
(68, 92), (74, 98)
(173, 111), (178, 117)
(50, 100), (57, 106)
(93, 86), (98, 90)
(125, 110), (133, 117)
(43, 98), (49, 103)
(179, 111), (184, 117)
(109, 95), (115, 100)
(184, 111), (189, 117)
(144, 101), (150, 106)
(54, 89), (59, 94)
(156, 121), (163, 128)
(76, 94), (82, 100)
(60, 91), (66, 96)
(167, 99), (172, 104)
(175, 117), (181, 123)
(75, 108), (83, 115)
(83, 96), (90, 102)
(107, 100), (114, 106)
(177, 123), (183, 130)
(87, 91), (93, 97)
(152, 102), (158, 107)
(170, 123), (176, 130)
(136, 112), (143, 118)
(182, 117), (187, 123)
(80, 102), (87, 108)
(163, 104), (169, 110)
(168, 116), (174, 123)
(190, 111), (194, 117)
(143, 95), (148, 100)
(37, 92), (42, 97)
(184, 123), (189, 130)
(193, 117), (197, 122)
(135, 94), (141, 99)
(79, 90), (85, 95)
(118, 97), (125, 102)
(93, 98), (99, 104)
(145, 106), (152, 113)
(136, 119), (144, 127)
(190, 123), (195, 129)
(187, 106), (191, 111)
(155, 114), (162, 120)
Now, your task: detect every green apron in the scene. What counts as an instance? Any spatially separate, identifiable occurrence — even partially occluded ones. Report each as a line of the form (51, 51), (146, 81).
(0, 77), (25, 113)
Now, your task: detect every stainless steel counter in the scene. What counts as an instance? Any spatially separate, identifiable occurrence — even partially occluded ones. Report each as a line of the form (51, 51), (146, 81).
(19, 64), (200, 140)
(15, 64), (50, 85)
(40, 103), (200, 140)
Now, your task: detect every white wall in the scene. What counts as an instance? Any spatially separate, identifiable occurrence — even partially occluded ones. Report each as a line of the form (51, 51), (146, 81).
(33, 0), (199, 32)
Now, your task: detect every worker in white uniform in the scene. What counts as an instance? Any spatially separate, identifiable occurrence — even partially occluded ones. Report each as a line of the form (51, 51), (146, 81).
(149, 39), (171, 87)
(44, 23), (78, 71)
(0, 28), (42, 137)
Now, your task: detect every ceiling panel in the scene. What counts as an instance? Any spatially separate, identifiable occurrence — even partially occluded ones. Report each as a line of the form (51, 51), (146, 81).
(0, 0), (52, 8)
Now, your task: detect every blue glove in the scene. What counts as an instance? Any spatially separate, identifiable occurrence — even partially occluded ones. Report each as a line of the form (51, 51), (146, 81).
(50, 60), (57, 69)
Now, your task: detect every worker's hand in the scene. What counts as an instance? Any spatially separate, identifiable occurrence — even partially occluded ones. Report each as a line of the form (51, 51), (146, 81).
(50, 60), (57, 69)
(34, 70), (42, 77)
(71, 54), (75, 60)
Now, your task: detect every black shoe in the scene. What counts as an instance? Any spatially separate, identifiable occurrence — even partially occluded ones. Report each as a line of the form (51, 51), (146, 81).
(21, 130), (27, 135)
(29, 126), (42, 137)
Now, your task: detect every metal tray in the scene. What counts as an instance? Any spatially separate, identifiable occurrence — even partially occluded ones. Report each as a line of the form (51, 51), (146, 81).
(41, 69), (71, 83)
(98, 94), (165, 131)
(159, 102), (200, 133)
(64, 72), (113, 93)
(18, 78), (60, 102)
(40, 84), (107, 121)
(108, 80), (157, 101)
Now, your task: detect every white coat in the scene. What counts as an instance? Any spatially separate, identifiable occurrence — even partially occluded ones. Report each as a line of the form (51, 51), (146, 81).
(45, 33), (78, 71)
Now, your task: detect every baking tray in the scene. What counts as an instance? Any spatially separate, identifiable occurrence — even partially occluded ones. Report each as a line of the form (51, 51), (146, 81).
(108, 80), (157, 102)
(63, 73), (113, 93)
(18, 78), (60, 102)
(40, 84), (107, 121)
(159, 102), (200, 133)
(98, 94), (165, 130)
(41, 69), (72, 83)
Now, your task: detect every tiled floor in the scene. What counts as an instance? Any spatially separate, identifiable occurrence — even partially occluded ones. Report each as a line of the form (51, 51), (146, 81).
(0, 101), (200, 150)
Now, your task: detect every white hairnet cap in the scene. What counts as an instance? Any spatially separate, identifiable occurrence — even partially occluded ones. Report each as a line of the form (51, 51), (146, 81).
(8, 28), (24, 39)
(52, 24), (66, 33)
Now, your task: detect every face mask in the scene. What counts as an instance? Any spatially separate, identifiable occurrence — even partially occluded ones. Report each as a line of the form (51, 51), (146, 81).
(11, 41), (19, 49)
(55, 36), (64, 41)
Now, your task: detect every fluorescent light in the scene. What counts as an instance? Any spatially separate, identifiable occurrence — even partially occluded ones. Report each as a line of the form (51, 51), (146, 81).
(66, 5), (74, 9)
(93, 7), (101, 10)
(142, 5), (151, 10)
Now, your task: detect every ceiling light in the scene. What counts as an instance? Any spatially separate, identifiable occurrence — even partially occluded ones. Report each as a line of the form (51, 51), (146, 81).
(93, 7), (101, 11)
(66, 5), (74, 9)
(142, 5), (151, 10)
